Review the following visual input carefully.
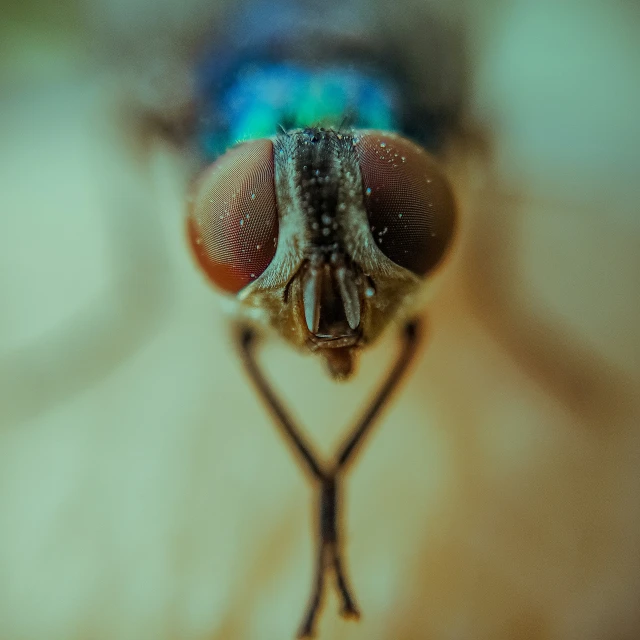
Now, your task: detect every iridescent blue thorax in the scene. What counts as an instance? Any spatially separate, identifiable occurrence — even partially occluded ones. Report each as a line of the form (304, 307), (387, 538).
(191, 0), (459, 164)
(196, 60), (401, 160)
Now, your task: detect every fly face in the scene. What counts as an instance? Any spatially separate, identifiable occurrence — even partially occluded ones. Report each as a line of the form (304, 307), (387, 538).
(188, 127), (456, 378)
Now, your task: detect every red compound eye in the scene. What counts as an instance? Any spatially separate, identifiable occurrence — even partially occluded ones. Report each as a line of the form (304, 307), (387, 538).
(187, 139), (278, 293)
(356, 132), (456, 276)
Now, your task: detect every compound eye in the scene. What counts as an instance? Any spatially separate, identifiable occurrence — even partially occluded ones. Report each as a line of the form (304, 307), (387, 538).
(356, 132), (456, 276)
(187, 139), (278, 293)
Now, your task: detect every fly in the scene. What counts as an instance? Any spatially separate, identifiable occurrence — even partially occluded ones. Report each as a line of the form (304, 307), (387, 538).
(185, 2), (458, 636)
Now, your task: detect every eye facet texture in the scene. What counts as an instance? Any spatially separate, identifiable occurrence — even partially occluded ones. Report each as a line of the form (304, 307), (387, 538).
(187, 139), (278, 293)
(357, 132), (456, 276)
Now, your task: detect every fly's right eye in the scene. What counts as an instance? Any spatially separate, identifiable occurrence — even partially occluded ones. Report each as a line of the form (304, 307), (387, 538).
(356, 132), (457, 276)
(187, 139), (279, 293)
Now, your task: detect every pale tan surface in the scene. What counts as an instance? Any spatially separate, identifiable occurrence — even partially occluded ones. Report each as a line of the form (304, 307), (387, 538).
(1, 1), (639, 639)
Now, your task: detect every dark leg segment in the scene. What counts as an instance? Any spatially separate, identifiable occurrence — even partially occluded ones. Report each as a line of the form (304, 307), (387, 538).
(236, 319), (424, 638)
(238, 326), (324, 481)
(297, 542), (327, 638)
(331, 538), (360, 619)
(336, 319), (421, 467)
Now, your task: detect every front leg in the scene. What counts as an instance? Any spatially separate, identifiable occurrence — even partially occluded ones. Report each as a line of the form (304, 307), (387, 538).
(236, 323), (325, 481)
(234, 318), (424, 639)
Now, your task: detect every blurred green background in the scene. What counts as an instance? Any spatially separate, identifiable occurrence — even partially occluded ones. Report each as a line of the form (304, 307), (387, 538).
(1, 1), (639, 639)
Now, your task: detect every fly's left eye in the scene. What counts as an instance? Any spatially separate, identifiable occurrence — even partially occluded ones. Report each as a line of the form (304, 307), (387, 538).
(356, 132), (457, 276)
(187, 139), (278, 293)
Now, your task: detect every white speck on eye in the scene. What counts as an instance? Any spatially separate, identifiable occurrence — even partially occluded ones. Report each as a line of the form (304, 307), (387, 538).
(256, 244), (261, 250)
(401, 156), (406, 162)
(365, 286), (375, 297)
(239, 219), (244, 226)
(251, 193), (256, 200)
(322, 227), (331, 236)
(380, 142), (386, 148)
(398, 213), (403, 218)
(338, 203), (346, 211)
(195, 238), (202, 245)
(250, 273), (255, 278)
(321, 214), (332, 225)
(365, 187), (372, 196)
(427, 179), (432, 184)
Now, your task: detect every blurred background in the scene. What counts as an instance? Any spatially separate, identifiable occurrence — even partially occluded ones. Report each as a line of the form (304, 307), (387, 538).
(1, 0), (639, 639)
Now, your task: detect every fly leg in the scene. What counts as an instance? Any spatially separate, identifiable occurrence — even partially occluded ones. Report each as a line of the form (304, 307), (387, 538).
(334, 319), (423, 469)
(237, 325), (324, 481)
(323, 476), (360, 620)
(297, 503), (329, 638)
(298, 474), (359, 638)
(238, 324), (329, 638)
(310, 319), (423, 632)
(236, 318), (424, 638)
